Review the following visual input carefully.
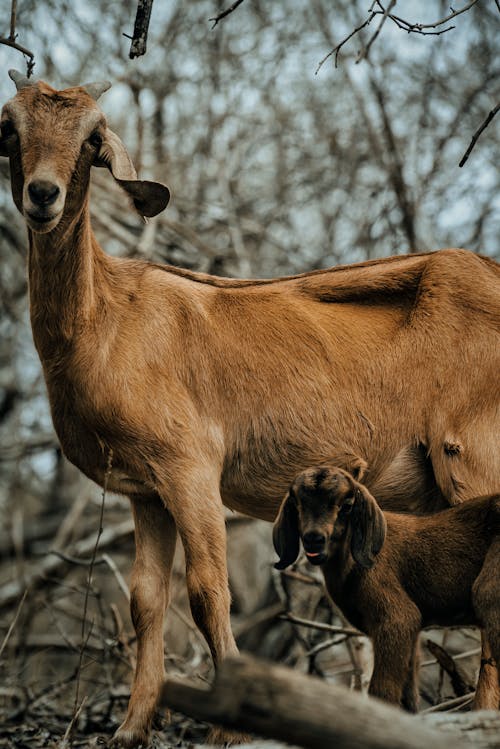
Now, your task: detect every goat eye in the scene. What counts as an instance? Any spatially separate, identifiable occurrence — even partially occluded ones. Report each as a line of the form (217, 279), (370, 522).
(339, 502), (353, 516)
(88, 130), (102, 148)
(1, 120), (17, 139)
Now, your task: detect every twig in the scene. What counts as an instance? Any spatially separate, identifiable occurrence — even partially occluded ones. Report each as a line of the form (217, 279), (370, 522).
(280, 612), (361, 637)
(304, 635), (347, 658)
(0, 589), (27, 662)
(0, 0), (35, 76)
(421, 692), (475, 713)
(210, 0), (246, 29)
(60, 695), (88, 748)
(10, 0), (16, 38)
(316, 0), (481, 73)
(52, 482), (93, 550)
(280, 568), (323, 586)
(359, 0), (397, 62)
(128, 0), (154, 59)
(102, 553), (130, 602)
(316, 17), (374, 73)
(459, 103), (500, 167)
(233, 602), (284, 639)
(391, 0), (481, 31)
(0, 518), (134, 609)
(49, 550), (107, 566)
(426, 640), (475, 697)
(73, 448), (113, 716)
(421, 646), (481, 668)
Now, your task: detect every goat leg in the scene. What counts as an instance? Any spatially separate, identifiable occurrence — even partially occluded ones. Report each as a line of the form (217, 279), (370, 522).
(369, 613), (421, 710)
(112, 495), (177, 748)
(472, 541), (500, 710)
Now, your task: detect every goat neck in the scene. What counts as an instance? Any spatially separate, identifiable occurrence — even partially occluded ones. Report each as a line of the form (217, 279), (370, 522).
(28, 190), (110, 352)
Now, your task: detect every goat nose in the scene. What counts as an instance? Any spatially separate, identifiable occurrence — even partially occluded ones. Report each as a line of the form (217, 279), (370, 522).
(28, 180), (60, 206)
(302, 531), (326, 551)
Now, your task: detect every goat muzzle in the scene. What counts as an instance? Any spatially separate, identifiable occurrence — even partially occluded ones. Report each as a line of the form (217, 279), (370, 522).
(23, 178), (65, 233)
(302, 531), (328, 565)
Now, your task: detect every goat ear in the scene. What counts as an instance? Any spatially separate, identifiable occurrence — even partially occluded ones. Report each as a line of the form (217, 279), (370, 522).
(273, 492), (300, 570)
(350, 483), (386, 569)
(94, 128), (170, 218)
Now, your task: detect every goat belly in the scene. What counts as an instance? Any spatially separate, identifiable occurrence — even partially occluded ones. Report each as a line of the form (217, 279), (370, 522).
(419, 604), (478, 629)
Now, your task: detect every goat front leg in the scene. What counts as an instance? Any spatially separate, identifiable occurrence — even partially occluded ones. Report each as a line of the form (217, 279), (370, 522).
(172, 477), (249, 745)
(369, 610), (421, 709)
(401, 640), (420, 712)
(112, 494), (177, 749)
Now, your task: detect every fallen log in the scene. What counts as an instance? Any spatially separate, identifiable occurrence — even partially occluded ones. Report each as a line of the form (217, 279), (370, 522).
(161, 653), (470, 749)
(424, 710), (500, 748)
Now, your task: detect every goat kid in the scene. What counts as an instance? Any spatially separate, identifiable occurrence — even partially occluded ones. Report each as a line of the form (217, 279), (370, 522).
(274, 466), (500, 711)
(2, 70), (500, 746)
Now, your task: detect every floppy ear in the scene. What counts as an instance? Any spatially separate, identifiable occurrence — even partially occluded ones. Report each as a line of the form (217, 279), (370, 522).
(273, 492), (300, 570)
(0, 135), (8, 157)
(94, 128), (170, 218)
(350, 483), (386, 569)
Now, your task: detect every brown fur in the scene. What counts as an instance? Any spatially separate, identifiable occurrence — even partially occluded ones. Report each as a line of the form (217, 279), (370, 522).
(1, 77), (500, 745)
(274, 466), (500, 711)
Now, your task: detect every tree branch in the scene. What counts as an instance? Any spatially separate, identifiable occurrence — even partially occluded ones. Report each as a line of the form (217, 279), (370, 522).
(316, 0), (482, 72)
(128, 0), (154, 59)
(210, 0), (246, 29)
(0, 0), (35, 77)
(459, 103), (500, 167)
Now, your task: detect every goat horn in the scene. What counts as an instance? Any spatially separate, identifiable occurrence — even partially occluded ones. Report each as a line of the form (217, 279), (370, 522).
(82, 81), (112, 100)
(8, 69), (35, 90)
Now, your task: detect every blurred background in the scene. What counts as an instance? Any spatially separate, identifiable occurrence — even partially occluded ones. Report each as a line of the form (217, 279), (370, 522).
(0, 1), (498, 745)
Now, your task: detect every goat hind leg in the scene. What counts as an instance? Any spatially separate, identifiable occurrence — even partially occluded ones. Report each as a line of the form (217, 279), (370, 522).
(472, 549), (500, 710)
(112, 495), (177, 748)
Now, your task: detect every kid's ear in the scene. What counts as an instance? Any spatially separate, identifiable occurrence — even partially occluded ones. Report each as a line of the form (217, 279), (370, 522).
(350, 484), (386, 569)
(273, 491), (300, 570)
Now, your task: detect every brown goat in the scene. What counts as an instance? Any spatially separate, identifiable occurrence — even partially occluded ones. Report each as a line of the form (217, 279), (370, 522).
(1, 70), (499, 746)
(274, 466), (500, 711)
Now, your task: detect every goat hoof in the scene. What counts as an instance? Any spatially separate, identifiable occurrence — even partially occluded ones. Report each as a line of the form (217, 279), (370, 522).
(109, 727), (151, 749)
(206, 726), (253, 746)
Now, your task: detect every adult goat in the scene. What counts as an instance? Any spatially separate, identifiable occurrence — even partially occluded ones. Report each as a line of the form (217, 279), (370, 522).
(1, 71), (499, 746)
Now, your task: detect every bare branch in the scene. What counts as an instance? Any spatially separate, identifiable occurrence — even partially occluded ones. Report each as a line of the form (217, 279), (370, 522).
(459, 103), (500, 167)
(0, 589), (27, 662)
(279, 611), (362, 637)
(393, 0), (482, 32)
(128, 0), (154, 59)
(0, 0), (35, 76)
(9, 0), (16, 38)
(210, 0), (246, 29)
(317, 0), (482, 72)
(316, 16), (374, 73)
(359, 0), (397, 62)
(426, 640), (475, 697)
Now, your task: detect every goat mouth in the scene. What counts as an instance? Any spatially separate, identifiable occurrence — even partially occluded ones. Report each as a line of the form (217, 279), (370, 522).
(305, 551), (327, 565)
(25, 210), (61, 232)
